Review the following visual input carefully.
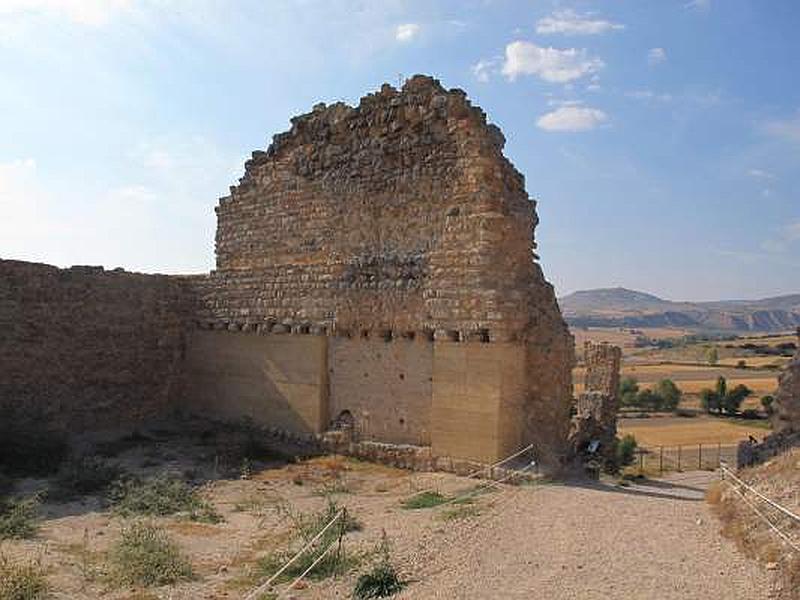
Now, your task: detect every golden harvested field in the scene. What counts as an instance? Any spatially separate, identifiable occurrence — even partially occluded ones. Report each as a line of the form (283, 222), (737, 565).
(571, 326), (690, 358)
(618, 416), (768, 447)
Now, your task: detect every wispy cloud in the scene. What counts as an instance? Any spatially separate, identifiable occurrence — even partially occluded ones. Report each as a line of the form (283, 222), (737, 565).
(535, 9), (623, 36)
(471, 58), (496, 83)
(502, 41), (603, 83)
(761, 221), (800, 253)
(395, 23), (419, 42)
(648, 47), (667, 65)
(762, 111), (800, 143)
(685, 0), (711, 12)
(747, 168), (775, 180)
(536, 105), (608, 132)
(0, 0), (133, 27)
(626, 89), (673, 103)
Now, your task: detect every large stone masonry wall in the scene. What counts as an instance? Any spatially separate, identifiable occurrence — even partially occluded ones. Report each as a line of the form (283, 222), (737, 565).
(0, 260), (191, 431)
(771, 329), (800, 433)
(188, 75), (575, 463)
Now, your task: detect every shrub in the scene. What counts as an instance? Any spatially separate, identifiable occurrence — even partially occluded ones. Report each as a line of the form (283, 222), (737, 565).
(0, 554), (48, 600)
(259, 501), (361, 584)
(50, 456), (123, 502)
(654, 379), (682, 411)
(614, 434), (639, 468)
(761, 395), (775, 416)
(353, 531), (404, 599)
(108, 521), (193, 587)
(400, 491), (448, 510)
(109, 475), (221, 523)
(0, 496), (39, 540)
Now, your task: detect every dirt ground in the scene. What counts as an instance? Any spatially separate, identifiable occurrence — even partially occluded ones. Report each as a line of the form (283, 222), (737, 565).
(1, 435), (780, 600)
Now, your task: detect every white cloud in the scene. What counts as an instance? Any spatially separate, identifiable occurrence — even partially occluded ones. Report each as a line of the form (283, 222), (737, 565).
(471, 59), (495, 83)
(535, 9), (623, 36)
(685, 0), (711, 11)
(648, 47), (667, 65)
(502, 41), (604, 83)
(763, 112), (800, 143)
(536, 105), (608, 132)
(747, 168), (775, 180)
(0, 0), (133, 27)
(626, 89), (673, 103)
(395, 23), (419, 42)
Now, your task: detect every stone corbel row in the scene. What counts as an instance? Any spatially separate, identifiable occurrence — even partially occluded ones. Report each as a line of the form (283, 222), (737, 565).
(194, 319), (502, 343)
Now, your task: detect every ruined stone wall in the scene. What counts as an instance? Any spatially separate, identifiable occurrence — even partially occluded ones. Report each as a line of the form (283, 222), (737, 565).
(0, 260), (190, 431)
(328, 335), (433, 446)
(583, 341), (622, 399)
(187, 75), (574, 463)
(772, 329), (800, 433)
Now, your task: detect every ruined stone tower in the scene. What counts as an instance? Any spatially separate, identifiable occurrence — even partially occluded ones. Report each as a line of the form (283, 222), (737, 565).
(185, 75), (574, 464)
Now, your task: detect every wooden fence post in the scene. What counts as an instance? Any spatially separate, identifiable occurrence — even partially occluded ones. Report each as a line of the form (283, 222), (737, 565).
(699, 444), (702, 470)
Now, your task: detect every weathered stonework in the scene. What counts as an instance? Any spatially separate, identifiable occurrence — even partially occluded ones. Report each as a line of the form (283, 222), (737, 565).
(186, 75), (575, 464)
(0, 260), (190, 431)
(772, 329), (800, 433)
(569, 342), (622, 464)
(1, 75), (575, 469)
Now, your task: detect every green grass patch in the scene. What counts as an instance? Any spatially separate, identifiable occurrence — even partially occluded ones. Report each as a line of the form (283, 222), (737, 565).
(0, 554), (48, 600)
(256, 500), (362, 585)
(108, 521), (194, 588)
(400, 491), (449, 510)
(0, 496), (39, 540)
(109, 475), (222, 523)
(439, 505), (482, 521)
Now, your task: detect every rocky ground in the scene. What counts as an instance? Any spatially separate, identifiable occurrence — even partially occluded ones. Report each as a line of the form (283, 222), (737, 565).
(0, 432), (781, 599)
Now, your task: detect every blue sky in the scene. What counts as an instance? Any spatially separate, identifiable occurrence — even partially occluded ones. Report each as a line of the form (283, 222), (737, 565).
(1, 0), (798, 301)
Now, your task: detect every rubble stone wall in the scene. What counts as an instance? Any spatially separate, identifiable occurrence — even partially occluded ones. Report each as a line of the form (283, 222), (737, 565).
(771, 330), (800, 433)
(0, 260), (190, 431)
(188, 75), (574, 463)
(583, 341), (622, 399)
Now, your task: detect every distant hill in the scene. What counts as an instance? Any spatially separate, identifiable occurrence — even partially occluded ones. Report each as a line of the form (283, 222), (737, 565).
(560, 287), (800, 332)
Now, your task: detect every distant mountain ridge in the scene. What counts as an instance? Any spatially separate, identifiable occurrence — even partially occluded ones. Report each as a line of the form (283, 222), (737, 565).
(559, 287), (800, 332)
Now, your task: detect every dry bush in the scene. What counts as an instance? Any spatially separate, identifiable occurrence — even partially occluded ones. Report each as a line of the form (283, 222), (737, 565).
(108, 521), (194, 587)
(0, 554), (48, 600)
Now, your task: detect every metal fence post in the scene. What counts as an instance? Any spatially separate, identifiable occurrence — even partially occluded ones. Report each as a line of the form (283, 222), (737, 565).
(699, 444), (703, 470)
(717, 442), (721, 469)
(678, 445), (682, 471)
(659, 446), (663, 474)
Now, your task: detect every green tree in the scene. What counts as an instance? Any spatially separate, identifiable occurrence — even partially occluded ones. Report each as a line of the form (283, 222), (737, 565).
(700, 388), (721, 414)
(722, 384), (752, 415)
(619, 377), (640, 407)
(654, 379), (682, 411)
(706, 346), (719, 366)
(714, 375), (727, 400)
(761, 395), (775, 416)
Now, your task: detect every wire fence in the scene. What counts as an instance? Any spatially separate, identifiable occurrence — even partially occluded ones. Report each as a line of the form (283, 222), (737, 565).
(633, 443), (739, 474)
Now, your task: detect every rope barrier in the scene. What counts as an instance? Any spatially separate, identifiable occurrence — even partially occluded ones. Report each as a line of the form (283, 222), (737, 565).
(278, 541), (339, 599)
(437, 462), (537, 508)
(723, 479), (800, 555)
(243, 509), (344, 600)
(408, 443), (535, 499)
(720, 463), (800, 524)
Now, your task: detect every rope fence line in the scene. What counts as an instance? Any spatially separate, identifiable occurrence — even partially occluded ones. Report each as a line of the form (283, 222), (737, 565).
(723, 478), (800, 555)
(243, 508), (345, 600)
(437, 462), (537, 509)
(246, 444), (539, 599)
(720, 462), (800, 524)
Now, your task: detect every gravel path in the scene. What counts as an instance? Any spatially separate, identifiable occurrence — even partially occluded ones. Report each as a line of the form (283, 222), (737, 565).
(395, 471), (776, 600)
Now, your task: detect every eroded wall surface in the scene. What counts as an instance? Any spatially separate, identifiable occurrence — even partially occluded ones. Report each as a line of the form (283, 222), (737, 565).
(772, 331), (800, 433)
(189, 75), (575, 462)
(0, 260), (190, 431)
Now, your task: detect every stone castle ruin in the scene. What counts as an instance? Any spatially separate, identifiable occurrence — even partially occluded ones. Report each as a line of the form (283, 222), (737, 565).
(0, 75), (574, 468)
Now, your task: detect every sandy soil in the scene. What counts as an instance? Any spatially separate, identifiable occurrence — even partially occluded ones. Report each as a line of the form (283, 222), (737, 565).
(2, 442), (778, 600)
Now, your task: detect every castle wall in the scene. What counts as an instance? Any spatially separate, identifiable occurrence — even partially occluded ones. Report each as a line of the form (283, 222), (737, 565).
(181, 329), (328, 433)
(328, 335), (433, 445)
(0, 260), (190, 431)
